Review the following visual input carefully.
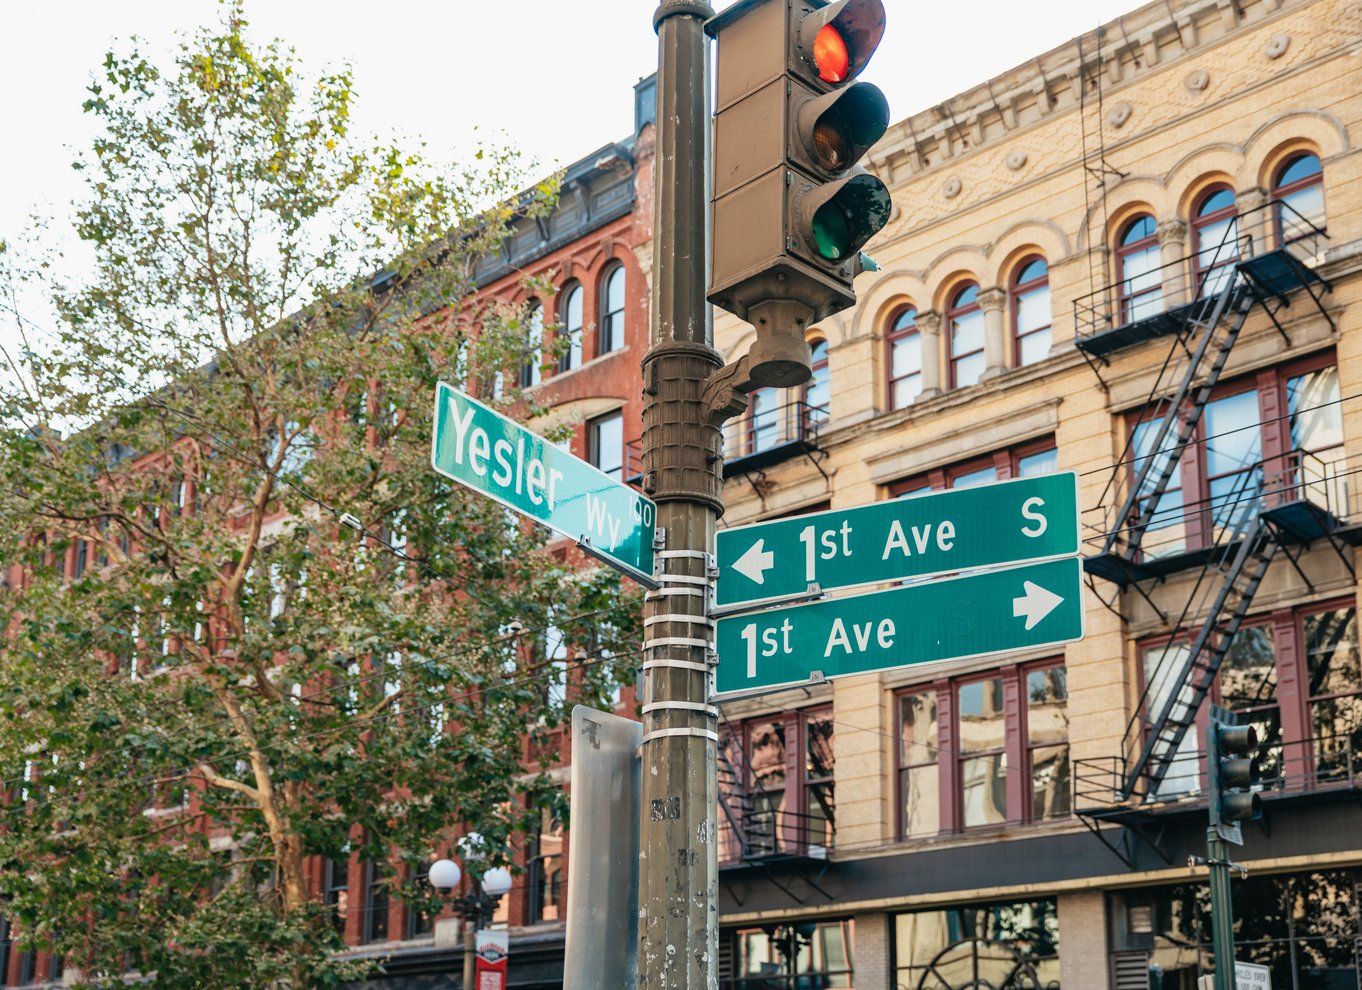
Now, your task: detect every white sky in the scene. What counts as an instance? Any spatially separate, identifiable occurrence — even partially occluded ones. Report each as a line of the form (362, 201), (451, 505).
(0, 0), (1139, 356)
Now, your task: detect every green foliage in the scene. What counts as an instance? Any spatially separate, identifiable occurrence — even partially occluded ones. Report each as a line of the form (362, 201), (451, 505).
(0, 6), (636, 987)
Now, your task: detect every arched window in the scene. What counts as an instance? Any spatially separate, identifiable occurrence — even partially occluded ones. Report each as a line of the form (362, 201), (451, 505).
(1010, 257), (1051, 367)
(599, 264), (626, 353)
(1116, 214), (1161, 324)
(887, 307), (921, 409)
(519, 302), (544, 388)
(948, 283), (984, 389)
(1192, 186), (1239, 297)
(804, 339), (830, 431)
(1274, 152), (1325, 243)
(558, 283), (583, 372)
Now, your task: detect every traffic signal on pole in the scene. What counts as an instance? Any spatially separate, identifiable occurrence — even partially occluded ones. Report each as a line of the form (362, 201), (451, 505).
(1207, 705), (1263, 826)
(708, 0), (892, 388)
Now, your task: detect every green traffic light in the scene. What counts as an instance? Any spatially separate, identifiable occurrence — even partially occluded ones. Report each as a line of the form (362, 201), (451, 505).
(812, 202), (853, 260)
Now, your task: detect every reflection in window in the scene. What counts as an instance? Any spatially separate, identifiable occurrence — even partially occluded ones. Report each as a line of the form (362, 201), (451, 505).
(734, 919), (854, 988)
(1117, 214), (1162, 324)
(1132, 415), (1186, 559)
(1274, 152), (1325, 242)
(558, 284), (583, 372)
(898, 690), (939, 838)
(748, 387), (780, 454)
(1011, 257), (1051, 366)
(1289, 365), (1344, 508)
(805, 712), (835, 850)
(1193, 186), (1239, 298)
(1018, 447), (1058, 477)
(888, 307), (922, 408)
(958, 677), (1007, 827)
(600, 265), (626, 353)
(1129, 869), (1359, 989)
(325, 858), (350, 934)
(948, 284), (985, 389)
(1143, 641), (1204, 797)
(1219, 625), (1281, 781)
(363, 858), (389, 943)
(748, 720), (787, 856)
(895, 899), (1060, 990)
(950, 465), (996, 490)
(1304, 607), (1362, 779)
(520, 302), (544, 388)
(1027, 667), (1070, 819)
(805, 339), (830, 419)
(1203, 389), (1262, 540)
(530, 809), (564, 923)
(589, 412), (624, 480)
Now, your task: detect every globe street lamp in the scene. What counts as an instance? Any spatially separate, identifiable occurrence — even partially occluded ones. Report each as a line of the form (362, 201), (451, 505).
(429, 850), (512, 988)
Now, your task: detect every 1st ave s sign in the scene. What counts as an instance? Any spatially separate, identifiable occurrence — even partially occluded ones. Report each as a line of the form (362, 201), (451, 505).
(714, 557), (1084, 695)
(431, 382), (656, 585)
(715, 472), (1079, 606)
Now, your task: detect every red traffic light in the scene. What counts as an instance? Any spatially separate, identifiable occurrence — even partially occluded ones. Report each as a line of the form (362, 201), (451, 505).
(813, 25), (850, 83)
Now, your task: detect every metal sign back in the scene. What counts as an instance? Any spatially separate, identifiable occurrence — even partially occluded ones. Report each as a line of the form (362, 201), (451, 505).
(563, 706), (642, 988)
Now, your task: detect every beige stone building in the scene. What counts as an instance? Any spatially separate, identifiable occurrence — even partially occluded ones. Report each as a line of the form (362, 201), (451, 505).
(708, 0), (1362, 986)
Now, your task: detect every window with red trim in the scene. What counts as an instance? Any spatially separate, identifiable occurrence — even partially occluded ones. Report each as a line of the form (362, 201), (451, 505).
(1273, 152), (1326, 244)
(1116, 214), (1161, 324)
(1010, 257), (1051, 367)
(886, 306), (921, 409)
(888, 437), (1058, 499)
(947, 283), (984, 389)
(1191, 185), (1239, 298)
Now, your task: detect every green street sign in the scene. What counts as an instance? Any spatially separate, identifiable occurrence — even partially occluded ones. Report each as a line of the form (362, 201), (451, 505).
(714, 557), (1084, 695)
(431, 382), (656, 586)
(716, 472), (1079, 606)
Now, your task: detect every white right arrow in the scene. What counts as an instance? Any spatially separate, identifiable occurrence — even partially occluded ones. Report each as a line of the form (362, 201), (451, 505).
(1013, 580), (1064, 631)
(732, 538), (775, 585)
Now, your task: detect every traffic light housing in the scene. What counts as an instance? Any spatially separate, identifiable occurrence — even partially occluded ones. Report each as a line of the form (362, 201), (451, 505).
(708, 0), (891, 388)
(1207, 705), (1263, 826)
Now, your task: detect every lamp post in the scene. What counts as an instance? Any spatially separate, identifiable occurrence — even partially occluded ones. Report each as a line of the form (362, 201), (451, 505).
(429, 853), (512, 989)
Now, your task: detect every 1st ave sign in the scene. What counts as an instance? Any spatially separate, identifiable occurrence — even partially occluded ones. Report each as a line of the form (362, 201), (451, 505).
(714, 557), (1084, 695)
(715, 472), (1079, 606)
(431, 382), (656, 585)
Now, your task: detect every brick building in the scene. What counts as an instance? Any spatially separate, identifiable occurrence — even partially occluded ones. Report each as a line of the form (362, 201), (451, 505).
(707, 0), (1362, 987)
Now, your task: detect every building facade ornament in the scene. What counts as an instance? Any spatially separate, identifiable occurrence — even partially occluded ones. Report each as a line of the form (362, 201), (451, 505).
(1264, 33), (1290, 59)
(915, 310), (944, 400)
(1185, 69), (1210, 92)
(1108, 102), (1133, 129)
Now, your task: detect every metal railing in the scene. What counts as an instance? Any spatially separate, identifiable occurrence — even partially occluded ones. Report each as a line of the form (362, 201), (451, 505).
(716, 803), (835, 866)
(723, 399), (828, 465)
(1072, 199), (1329, 343)
(1074, 730), (1362, 811)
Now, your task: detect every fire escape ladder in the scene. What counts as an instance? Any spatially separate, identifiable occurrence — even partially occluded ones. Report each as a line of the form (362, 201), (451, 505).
(1122, 515), (1278, 799)
(715, 714), (756, 861)
(1100, 273), (1256, 562)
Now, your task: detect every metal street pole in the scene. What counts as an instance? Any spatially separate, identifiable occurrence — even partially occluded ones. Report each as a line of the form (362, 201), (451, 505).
(639, 1), (720, 987)
(1206, 827), (1237, 990)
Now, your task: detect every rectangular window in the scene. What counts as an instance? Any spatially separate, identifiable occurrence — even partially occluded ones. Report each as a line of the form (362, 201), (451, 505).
(804, 711), (835, 852)
(897, 689), (939, 837)
(1218, 624), (1281, 781)
(589, 412), (624, 481)
(731, 919), (854, 988)
(529, 808), (563, 923)
(889, 439), (1058, 497)
(1025, 665), (1070, 819)
(363, 859), (389, 943)
(324, 856), (349, 935)
(895, 899), (1059, 990)
(1303, 606), (1362, 780)
(72, 539), (88, 579)
(406, 867), (434, 939)
(957, 676), (1008, 827)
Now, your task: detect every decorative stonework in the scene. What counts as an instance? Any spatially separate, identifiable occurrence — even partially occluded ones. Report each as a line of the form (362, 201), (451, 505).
(1264, 33), (1290, 59)
(1108, 102), (1133, 129)
(1006, 150), (1028, 171)
(889, 203), (902, 223)
(1185, 69), (1210, 92)
(978, 287), (1007, 313)
(942, 177), (963, 200)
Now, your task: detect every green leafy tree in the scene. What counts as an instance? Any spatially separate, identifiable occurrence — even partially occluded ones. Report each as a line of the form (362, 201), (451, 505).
(0, 9), (638, 987)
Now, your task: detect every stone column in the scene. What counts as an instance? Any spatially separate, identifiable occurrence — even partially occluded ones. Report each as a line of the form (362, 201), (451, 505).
(1058, 892), (1111, 990)
(916, 310), (943, 400)
(1156, 219), (1188, 307)
(1236, 186), (1270, 258)
(979, 286), (1008, 379)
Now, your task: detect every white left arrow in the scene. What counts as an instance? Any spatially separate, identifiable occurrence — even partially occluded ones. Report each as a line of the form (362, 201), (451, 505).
(1013, 580), (1064, 631)
(732, 538), (775, 585)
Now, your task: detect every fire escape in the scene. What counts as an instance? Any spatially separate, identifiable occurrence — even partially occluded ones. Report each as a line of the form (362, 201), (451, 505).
(1069, 202), (1359, 865)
